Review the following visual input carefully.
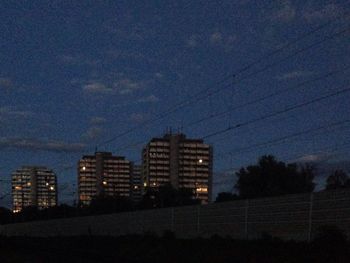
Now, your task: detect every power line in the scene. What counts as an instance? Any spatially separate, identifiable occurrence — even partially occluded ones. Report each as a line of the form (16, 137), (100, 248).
(215, 140), (350, 175)
(217, 119), (350, 159)
(185, 65), (350, 128)
(202, 84), (350, 139)
(96, 22), (350, 148)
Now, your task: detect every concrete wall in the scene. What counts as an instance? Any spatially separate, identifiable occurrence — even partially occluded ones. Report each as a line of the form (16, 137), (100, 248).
(1, 189), (350, 241)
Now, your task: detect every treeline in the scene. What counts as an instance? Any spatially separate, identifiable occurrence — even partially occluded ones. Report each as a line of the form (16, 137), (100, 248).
(1, 155), (349, 224)
(0, 184), (199, 224)
(216, 155), (350, 202)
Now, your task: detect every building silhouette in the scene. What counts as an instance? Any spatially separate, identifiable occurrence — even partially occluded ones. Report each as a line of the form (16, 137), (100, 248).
(131, 164), (142, 202)
(142, 133), (213, 203)
(12, 166), (57, 212)
(78, 152), (132, 205)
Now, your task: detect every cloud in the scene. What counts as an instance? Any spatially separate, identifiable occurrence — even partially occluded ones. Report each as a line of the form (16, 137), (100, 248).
(82, 78), (143, 95)
(210, 32), (223, 45)
(81, 126), (104, 141)
(130, 113), (150, 123)
(81, 116), (106, 141)
(0, 78), (14, 91)
(276, 70), (314, 80)
(113, 78), (143, 95)
(186, 35), (199, 47)
(137, 95), (159, 103)
(0, 137), (86, 153)
(59, 54), (100, 66)
(90, 116), (106, 126)
(291, 152), (334, 163)
(209, 32), (237, 51)
(82, 82), (113, 94)
(302, 4), (343, 23)
(0, 107), (33, 122)
(106, 50), (151, 62)
(155, 72), (163, 79)
(271, 0), (296, 22)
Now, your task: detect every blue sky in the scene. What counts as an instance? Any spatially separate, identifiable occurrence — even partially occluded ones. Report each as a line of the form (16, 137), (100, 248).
(0, 0), (350, 206)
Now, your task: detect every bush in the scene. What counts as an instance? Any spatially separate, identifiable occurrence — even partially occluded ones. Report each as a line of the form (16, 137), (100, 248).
(313, 225), (347, 247)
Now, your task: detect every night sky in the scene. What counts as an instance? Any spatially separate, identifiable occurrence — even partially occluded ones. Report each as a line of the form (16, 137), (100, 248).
(1, 0), (349, 206)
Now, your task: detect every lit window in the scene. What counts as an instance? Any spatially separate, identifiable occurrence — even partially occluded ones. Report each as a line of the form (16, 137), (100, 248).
(198, 159), (203, 163)
(196, 187), (208, 193)
(50, 186), (54, 191)
(82, 166), (86, 171)
(102, 181), (107, 185)
(15, 186), (22, 190)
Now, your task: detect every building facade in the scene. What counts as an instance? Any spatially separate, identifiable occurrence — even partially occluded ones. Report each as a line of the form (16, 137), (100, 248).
(142, 133), (213, 203)
(12, 166), (57, 212)
(78, 152), (132, 205)
(131, 164), (142, 202)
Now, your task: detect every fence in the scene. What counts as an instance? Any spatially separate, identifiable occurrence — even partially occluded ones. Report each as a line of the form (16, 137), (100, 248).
(1, 189), (350, 240)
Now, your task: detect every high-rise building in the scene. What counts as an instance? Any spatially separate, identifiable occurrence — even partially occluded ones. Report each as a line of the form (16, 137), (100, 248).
(142, 133), (213, 204)
(78, 152), (132, 205)
(11, 166), (57, 212)
(131, 164), (142, 202)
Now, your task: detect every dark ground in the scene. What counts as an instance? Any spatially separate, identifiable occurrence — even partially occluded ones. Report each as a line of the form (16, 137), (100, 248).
(0, 234), (349, 263)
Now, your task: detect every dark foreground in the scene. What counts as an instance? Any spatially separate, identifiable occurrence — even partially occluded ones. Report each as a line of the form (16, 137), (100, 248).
(0, 234), (349, 263)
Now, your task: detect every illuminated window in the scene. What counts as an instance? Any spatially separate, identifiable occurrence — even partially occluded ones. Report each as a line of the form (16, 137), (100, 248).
(196, 187), (208, 193)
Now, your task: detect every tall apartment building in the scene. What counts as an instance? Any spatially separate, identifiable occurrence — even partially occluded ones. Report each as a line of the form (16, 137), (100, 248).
(131, 164), (142, 202)
(78, 152), (132, 205)
(142, 133), (213, 204)
(12, 166), (57, 212)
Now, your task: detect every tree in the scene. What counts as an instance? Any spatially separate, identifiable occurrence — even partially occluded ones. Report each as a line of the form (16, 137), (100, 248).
(139, 184), (199, 209)
(235, 155), (315, 199)
(325, 170), (350, 190)
(0, 207), (12, 224)
(313, 225), (348, 252)
(215, 192), (239, 203)
(88, 196), (134, 215)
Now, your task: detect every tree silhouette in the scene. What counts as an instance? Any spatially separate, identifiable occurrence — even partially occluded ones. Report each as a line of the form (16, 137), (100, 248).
(139, 184), (199, 209)
(215, 192), (239, 202)
(326, 170), (350, 190)
(88, 196), (134, 215)
(0, 207), (12, 224)
(235, 155), (315, 199)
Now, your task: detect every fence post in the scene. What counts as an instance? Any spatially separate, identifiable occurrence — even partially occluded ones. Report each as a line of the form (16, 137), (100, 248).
(245, 199), (249, 239)
(308, 193), (314, 242)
